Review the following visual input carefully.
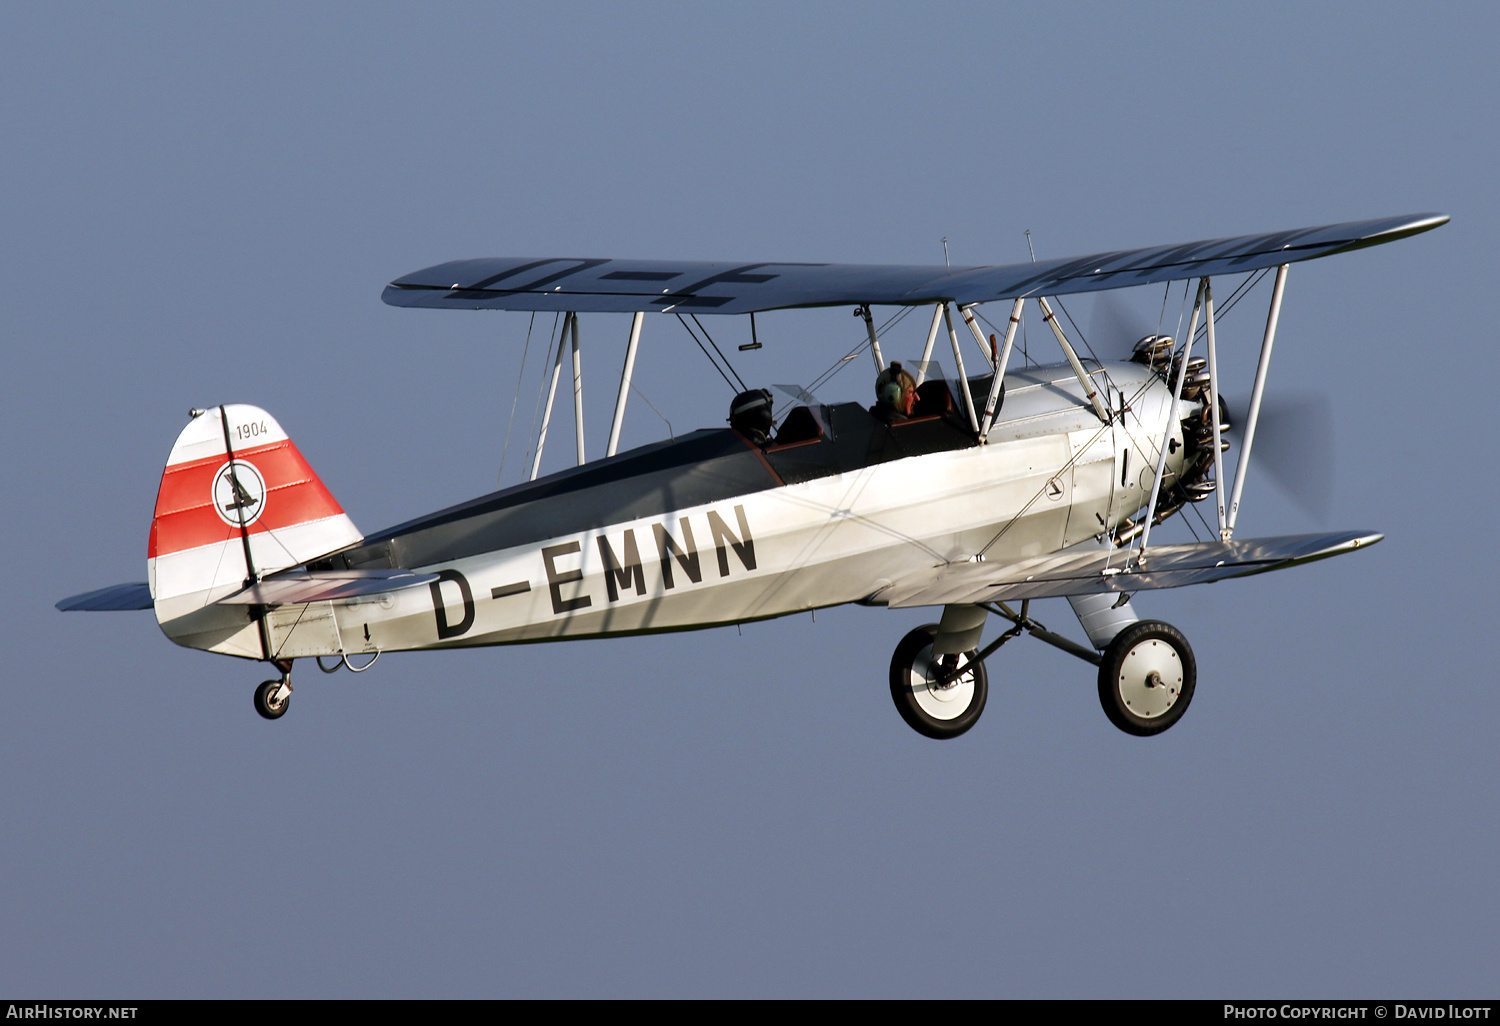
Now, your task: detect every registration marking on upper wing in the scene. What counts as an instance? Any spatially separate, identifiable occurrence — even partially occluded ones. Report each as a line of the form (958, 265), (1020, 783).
(382, 214), (1446, 317)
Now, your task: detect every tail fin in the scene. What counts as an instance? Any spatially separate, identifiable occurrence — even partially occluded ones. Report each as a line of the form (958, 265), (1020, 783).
(149, 406), (361, 622)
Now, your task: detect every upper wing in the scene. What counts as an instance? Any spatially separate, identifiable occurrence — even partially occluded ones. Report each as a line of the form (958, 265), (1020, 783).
(878, 531), (1381, 607)
(382, 213), (1446, 315)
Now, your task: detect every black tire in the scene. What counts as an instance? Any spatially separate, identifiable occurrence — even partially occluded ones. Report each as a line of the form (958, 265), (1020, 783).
(889, 623), (988, 740)
(1097, 620), (1195, 736)
(254, 679), (290, 721)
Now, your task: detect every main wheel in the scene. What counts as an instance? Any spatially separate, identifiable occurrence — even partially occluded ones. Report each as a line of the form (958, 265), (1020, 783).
(1097, 620), (1195, 736)
(254, 679), (290, 720)
(889, 623), (988, 739)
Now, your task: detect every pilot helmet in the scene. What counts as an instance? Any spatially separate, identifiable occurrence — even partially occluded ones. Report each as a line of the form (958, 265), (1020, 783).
(875, 361), (916, 409)
(728, 388), (774, 442)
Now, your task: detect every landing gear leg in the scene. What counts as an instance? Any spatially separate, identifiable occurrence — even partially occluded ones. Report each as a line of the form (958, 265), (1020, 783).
(254, 659), (294, 720)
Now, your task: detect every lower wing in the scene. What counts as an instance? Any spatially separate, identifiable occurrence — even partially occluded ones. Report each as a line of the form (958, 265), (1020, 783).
(879, 531), (1381, 607)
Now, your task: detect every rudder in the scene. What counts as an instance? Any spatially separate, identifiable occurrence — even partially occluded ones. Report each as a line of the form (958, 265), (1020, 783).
(149, 405), (361, 650)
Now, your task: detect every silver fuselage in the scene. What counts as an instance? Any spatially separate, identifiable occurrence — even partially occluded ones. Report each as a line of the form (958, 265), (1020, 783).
(164, 361), (1185, 659)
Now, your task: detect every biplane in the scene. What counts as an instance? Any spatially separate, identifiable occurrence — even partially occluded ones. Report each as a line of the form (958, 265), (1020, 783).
(59, 213), (1446, 737)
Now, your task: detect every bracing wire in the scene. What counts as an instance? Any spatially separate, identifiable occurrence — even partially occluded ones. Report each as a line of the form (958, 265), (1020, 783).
(675, 313), (740, 392)
(1189, 268), (1269, 344)
(1172, 278), (1190, 346)
(630, 381), (674, 439)
(805, 337), (873, 395)
(1053, 297), (1103, 365)
(974, 268), (1272, 558)
(497, 311), (536, 486)
(521, 312), (562, 474)
(1185, 500), (1211, 541)
(688, 314), (747, 391)
(973, 308), (1009, 359)
(1140, 269), (1270, 547)
(802, 304), (916, 397)
(781, 335), (869, 419)
(970, 267), (1267, 382)
(1053, 295), (1121, 397)
(976, 307), (1034, 368)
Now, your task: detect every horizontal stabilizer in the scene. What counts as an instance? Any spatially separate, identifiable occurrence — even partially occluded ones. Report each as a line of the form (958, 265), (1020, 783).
(213, 568), (439, 606)
(383, 214), (1446, 316)
(880, 531), (1382, 607)
(56, 583), (154, 611)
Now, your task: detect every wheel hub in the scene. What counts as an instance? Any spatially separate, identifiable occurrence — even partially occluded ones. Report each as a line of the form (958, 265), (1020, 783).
(1116, 639), (1182, 720)
(907, 647), (976, 719)
(930, 657), (963, 692)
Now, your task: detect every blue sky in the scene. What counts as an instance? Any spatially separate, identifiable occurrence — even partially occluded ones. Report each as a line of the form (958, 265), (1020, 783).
(2, 2), (1492, 997)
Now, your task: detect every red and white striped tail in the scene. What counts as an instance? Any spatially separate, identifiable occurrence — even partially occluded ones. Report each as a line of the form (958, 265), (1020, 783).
(148, 405), (361, 614)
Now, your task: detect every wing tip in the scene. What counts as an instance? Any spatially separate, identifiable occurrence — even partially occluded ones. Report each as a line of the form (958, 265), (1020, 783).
(1346, 213), (1449, 251)
(1387, 212), (1449, 235)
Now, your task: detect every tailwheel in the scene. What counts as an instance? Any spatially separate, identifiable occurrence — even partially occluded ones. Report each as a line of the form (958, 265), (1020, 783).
(254, 678), (292, 720)
(889, 623), (988, 740)
(1097, 620), (1195, 736)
